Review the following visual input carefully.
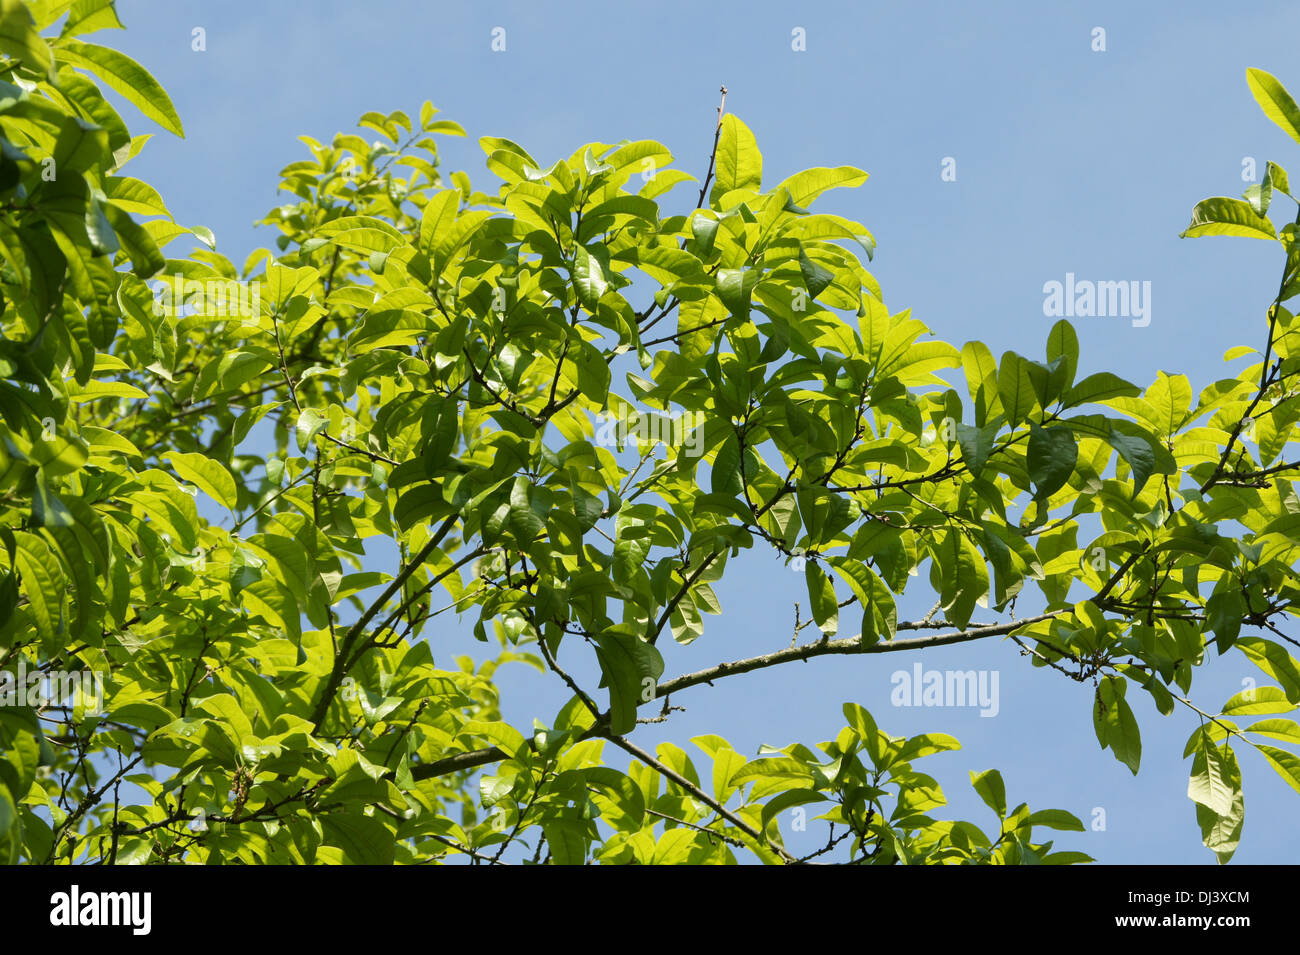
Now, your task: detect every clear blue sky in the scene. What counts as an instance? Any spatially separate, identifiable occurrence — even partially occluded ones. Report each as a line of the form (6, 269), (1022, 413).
(109, 0), (1300, 863)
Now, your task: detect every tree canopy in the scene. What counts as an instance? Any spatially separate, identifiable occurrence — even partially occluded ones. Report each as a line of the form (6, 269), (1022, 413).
(1, 0), (1299, 865)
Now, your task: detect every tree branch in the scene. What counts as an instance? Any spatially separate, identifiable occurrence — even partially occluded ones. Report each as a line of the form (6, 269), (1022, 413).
(309, 512), (461, 728)
(407, 612), (1063, 786)
(694, 85), (728, 210)
(651, 612), (1062, 699)
(603, 732), (797, 863)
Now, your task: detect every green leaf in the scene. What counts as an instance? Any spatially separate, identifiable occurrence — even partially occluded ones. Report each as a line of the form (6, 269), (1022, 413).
(772, 165), (868, 208)
(956, 422), (995, 477)
(584, 767), (645, 831)
(582, 146), (613, 178)
(418, 188), (457, 256)
(316, 217), (404, 254)
(458, 720), (526, 757)
(760, 789), (828, 832)
(970, 769), (1006, 819)
(572, 244), (607, 312)
(729, 756), (818, 787)
(1106, 431), (1154, 496)
(52, 116), (109, 174)
(1093, 677), (1141, 774)
(1045, 319), (1078, 392)
(83, 195), (117, 256)
(542, 820), (588, 865)
(1027, 425), (1078, 501)
(165, 451), (238, 509)
(1246, 68), (1300, 148)
(930, 528), (986, 630)
(56, 39), (184, 136)
(320, 812), (395, 865)
(1063, 371), (1140, 407)
(430, 210), (493, 277)
(1026, 808), (1085, 831)
(1245, 178), (1272, 218)
(295, 408), (327, 453)
(107, 701), (177, 731)
(593, 628), (664, 735)
(842, 702), (885, 767)
(827, 556), (895, 644)
(1221, 685), (1294, 715)
(31, 477), (72, 527)
(612, 536), (649, 585)
(715, 267), (757, 318)
(895, 732), (961, 763)
(1187, 730), (1234, 815)
(710, 114), (762, 204)
(690, 213), (719, 257)
(61, 0), (124, 37)
(997, 351), (1035, 427)
(710, 431), (741, 495)
(1256, 744), (1300, 795)
(0, 0), (52, 77)
(1268, 160), (1291, 197)
(24, 430), (88, 477)
(798, 243), (834, 298)
(13, 531), (64, 650)
(1237, 637), (1300, 703)
(1196, 789), (1244, 865)
(961, 341), (1003, 427)
(804, 562), (838, 636)
(100, 202), (163, 276)
(1180, 197), (1276, 240)
(1247, 718), (1300, 745)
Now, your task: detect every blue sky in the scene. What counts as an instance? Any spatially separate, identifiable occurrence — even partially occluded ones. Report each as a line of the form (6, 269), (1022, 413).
(104, 0), (1300, 862)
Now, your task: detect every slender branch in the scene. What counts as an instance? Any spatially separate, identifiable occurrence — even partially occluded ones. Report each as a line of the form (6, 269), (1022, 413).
(1202, 203), (1300, 493)
(366, 547), (486, 648)
(649, 554), (719, 646)
(232, 463), (321, 533)
(45, 755), (143, 862)
(603, 732), (797, 863)
(411, 745), (512, 780)
(462, 346), (543, 426)
(641, 314), (727, 349)
(640, 804), (748, 849)
(651, 612), (1062, 699)
(407, 613), (1062, 786)
(308, 512), (461, 728)
(694, 86), (728, 210)
(538, 636), (601, 719)
(424, 831), (506, 865)
(1220, 458), (1300, 484)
